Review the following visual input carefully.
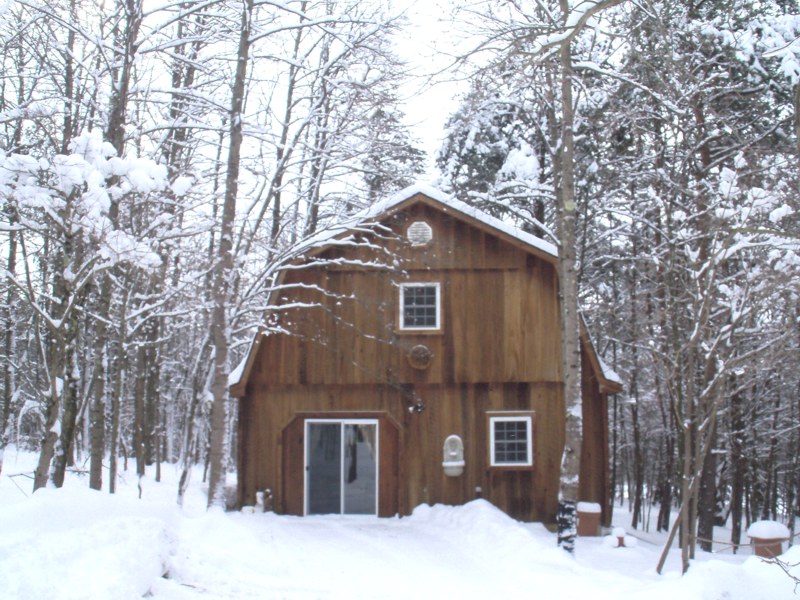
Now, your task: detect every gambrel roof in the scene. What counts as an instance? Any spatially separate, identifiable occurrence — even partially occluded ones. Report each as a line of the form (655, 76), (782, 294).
(294, 183), (558, 263)
(229, 183), (621, 396)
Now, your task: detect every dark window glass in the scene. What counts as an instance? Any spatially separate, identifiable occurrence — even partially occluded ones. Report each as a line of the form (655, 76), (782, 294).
(307, 423), (342, 514)
(343, 424), (377, 515)
(493, 419), (529, 464)
(307, 422), (378, 515)
(402, 285), (438, 328)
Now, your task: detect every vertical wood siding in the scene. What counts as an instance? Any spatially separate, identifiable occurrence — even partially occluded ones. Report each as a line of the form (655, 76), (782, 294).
(237, 197), (608, 523)
(239, 382), (564, 522)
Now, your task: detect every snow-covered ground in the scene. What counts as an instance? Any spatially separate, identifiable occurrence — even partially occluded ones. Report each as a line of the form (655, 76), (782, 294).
(1, 447), (798, 599)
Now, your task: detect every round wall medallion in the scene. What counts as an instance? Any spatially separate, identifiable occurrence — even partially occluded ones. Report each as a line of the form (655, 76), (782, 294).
(407, 344), (433, 370)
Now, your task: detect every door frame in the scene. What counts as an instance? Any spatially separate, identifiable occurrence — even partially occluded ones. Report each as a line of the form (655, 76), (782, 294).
(303, 418), (380, 516)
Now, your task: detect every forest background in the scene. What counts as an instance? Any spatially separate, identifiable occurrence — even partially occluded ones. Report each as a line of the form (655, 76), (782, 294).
(0, 0), (798, 566)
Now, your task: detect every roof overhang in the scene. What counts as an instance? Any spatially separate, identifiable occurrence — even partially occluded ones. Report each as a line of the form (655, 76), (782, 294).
(580, 316), (623, 395)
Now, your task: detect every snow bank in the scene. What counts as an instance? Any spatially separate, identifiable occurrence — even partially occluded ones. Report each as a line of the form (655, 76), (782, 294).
(0, 485), (175, 599)
(2, 450), (799, 600)
(410, 499), (561, 567)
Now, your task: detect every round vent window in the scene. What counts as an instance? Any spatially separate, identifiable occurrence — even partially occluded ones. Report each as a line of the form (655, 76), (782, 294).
(407, 221), (433, 246)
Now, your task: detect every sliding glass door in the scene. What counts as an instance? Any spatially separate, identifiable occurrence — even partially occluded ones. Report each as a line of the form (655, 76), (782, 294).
(305, 420), (379, 515)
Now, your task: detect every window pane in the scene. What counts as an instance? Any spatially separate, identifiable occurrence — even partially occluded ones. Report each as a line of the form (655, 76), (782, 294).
(343, 424), (377, 515)
(307, 423), (342, 514)
(307, 421), (379, 516)
(402, 285), (438, 328)
(493, 419), (530, 464)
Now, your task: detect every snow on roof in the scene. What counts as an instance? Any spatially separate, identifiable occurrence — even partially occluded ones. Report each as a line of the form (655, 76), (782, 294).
(293, 183), (558, 259)
(228, 352), (249, 388)
(598, 355), (623, 387)
(580, 314), (623, 388)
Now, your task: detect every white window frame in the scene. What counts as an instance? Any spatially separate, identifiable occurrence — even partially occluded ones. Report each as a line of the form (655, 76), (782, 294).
(398, 282), (441, 331)
(489, 415), (533, 467)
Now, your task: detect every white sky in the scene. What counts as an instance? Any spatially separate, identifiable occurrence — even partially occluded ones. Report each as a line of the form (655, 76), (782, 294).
(393, 0), (472, 178)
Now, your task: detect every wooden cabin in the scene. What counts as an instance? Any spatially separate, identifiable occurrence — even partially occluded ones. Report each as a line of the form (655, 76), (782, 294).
(230, 185), (622, 525)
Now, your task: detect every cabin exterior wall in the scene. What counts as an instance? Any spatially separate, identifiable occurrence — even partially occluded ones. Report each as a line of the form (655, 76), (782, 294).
(235, 193), (615, 524)
(238, 381), (565, 521)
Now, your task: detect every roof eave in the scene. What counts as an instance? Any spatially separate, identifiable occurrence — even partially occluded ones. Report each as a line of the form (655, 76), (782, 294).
(580, 317), (624, 395)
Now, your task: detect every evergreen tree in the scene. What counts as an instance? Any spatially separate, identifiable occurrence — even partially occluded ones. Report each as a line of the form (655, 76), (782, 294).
(362, 106), (426, 202)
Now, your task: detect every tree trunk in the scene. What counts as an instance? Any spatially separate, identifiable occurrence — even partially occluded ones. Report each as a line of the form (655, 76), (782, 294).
(628, 238), (644, 529)
(761, 394), (781, 520)
(33, 352), (62, 491)
(697, 420), (717, 551)
(549, 0), (626, 553)
(1, 203), (18, 465)
(555, 8), (581, 553)
(90, 0), (143, 490)
(134, 343), (147, 478)
(792, 368), (800, 544)
(88, 330), (106, 490)
(109, 291), (128, 493)
(178, 377), (204, 505)
(144, 321), (160, 467)
(730, 382), (745, 552)
(106, 0), (143, 154)
(207, 0), (254, 509)
(50, 319), (81, 487)
(236, 4), (305, 256)
(60, 0), (77, 153)
(679, 410), (692, 572)
(47, 193), (85, 489)
(655, 366), (674, 532)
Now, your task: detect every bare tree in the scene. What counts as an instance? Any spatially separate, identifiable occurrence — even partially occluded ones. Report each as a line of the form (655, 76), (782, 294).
(207, 0), (254, 508)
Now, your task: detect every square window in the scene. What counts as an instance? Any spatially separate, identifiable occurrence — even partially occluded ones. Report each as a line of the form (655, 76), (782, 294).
(490, 416), (533, 467)
(399, 283), (440, 330)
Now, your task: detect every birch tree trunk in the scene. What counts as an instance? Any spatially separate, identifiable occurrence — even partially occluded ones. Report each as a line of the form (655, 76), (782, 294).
(207, 0), (254, 509)
(555, 3), (581, 553)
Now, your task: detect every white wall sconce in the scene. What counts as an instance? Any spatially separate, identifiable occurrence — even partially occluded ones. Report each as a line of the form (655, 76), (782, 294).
(442, 434), (465, 477)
